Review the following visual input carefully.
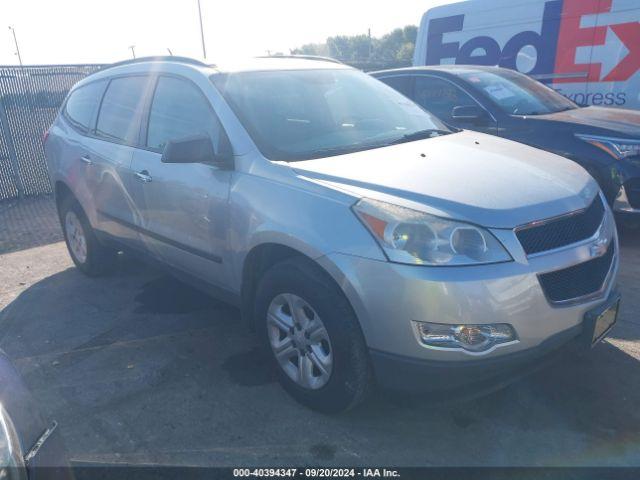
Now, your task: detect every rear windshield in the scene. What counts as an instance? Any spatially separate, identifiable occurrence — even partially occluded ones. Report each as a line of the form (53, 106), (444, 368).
(211, 69), (449, 161)
(457, 69), (578, 116)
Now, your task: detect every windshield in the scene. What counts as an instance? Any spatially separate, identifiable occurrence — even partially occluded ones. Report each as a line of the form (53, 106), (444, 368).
(457, 69), (578, 116)
(211, 69), (450, 161)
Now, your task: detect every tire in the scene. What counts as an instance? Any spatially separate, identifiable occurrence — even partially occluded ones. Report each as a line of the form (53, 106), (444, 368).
(255, 257), (373, 413)
(59, 196), (116, 276)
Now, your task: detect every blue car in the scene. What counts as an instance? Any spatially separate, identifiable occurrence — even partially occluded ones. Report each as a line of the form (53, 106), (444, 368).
(372, 66), (640, 225)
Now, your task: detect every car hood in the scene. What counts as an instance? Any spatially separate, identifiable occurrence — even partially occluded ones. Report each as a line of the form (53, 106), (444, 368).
(291, 131), (599, 229)
(531, 106), (640, 138)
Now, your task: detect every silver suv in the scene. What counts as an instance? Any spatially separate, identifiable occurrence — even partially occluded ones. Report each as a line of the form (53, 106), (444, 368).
(45, 56), (620, 412)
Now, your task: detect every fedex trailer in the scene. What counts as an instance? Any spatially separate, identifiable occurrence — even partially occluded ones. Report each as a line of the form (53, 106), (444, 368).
(414, 0), (640, 109)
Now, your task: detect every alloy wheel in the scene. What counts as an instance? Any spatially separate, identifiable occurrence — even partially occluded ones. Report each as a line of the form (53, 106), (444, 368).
(267, 293), (333, 390)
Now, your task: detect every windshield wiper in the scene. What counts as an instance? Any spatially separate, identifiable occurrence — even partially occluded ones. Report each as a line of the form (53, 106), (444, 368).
(285, 129), (453, 161)
(555, 106), (577, 112)
(295, 144), (367, 160)
(387, 129), (452, 145)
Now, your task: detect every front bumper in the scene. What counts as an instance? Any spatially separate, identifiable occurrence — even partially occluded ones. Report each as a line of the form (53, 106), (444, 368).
(317, 210), (619, 367)
(369, 322), (582, 392)
(371, 288), (620, 392)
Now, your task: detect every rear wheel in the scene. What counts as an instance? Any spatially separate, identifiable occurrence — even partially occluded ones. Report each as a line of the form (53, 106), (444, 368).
(255, 257), (373, 413)
(60, 197), (116, 276)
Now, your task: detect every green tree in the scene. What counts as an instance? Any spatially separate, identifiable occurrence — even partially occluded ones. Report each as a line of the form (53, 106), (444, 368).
(292, 43), (328, 56)
(291, 25), (418, 70)
(396, 42), (415, 63)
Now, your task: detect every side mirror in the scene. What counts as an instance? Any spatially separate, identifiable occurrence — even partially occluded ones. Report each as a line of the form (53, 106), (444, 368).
(451, 105), (486, 122)
(161, 134), (234, 170)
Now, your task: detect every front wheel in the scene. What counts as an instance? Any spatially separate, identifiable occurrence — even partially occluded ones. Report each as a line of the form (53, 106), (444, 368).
(255, 257), (373, 413)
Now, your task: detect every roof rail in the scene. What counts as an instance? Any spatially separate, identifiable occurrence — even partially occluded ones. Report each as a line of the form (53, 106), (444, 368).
(255, 54), (343, 65)
(99, 56), (211, 72)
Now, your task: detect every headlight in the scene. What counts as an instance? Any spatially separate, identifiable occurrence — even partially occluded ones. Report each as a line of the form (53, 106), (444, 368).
(576, 134), (640, 161)
(352, 198), (512, 266)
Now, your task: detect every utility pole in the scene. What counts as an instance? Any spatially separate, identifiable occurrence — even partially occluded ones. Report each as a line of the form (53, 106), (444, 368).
(8, 26), (23, 66)
(197, 0), (207, 59)
(129, 45), (136, 59)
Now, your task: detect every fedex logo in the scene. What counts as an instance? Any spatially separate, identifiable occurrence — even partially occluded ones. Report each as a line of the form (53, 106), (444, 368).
(425, 0), (640, 83)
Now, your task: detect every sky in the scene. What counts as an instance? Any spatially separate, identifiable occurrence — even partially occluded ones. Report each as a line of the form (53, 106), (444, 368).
(1, 0), (449, 66)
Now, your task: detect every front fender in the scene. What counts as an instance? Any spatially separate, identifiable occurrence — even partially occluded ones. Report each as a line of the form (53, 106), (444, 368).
(227, 171), (385, 292)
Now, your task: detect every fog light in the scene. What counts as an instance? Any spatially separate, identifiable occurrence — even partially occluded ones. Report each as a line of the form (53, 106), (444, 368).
(414, 322), (516, 353)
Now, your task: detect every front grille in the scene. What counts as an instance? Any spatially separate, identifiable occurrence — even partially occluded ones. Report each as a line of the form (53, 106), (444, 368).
(538, 243), (615, 303)
(516, 195), (605, 255)
(624, 178), (640, 209)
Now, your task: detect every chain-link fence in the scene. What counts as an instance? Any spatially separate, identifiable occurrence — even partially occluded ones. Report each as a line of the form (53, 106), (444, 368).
(0, 65), (103, 201)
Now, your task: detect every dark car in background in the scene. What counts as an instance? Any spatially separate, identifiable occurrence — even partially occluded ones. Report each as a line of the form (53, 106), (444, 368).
(0, 349), (72, 479)
(372, 66), (640, 224)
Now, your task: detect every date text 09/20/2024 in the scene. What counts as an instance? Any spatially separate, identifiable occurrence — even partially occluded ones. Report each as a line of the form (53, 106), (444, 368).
(232, 468), (401, 478)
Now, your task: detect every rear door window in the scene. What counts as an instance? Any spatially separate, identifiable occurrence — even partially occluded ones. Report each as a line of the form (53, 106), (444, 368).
(64, 81), (106, 133)
(146, 76), (223, 152)
(95, 76), (150, 145)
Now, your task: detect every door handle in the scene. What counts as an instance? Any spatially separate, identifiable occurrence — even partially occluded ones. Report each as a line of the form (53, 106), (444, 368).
(134, 170), (152, 183)
(80, 155), (93, 166)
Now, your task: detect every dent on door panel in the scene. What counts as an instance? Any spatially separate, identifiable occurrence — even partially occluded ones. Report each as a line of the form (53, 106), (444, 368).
(89, 139), (141, 248)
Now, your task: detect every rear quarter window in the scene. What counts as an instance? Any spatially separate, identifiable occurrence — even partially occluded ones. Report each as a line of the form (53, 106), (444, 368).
(63, 81), (106, 133)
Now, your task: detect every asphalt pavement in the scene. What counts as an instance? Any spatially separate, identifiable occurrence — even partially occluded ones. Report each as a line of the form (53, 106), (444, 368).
(1, 196), (639, 467)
